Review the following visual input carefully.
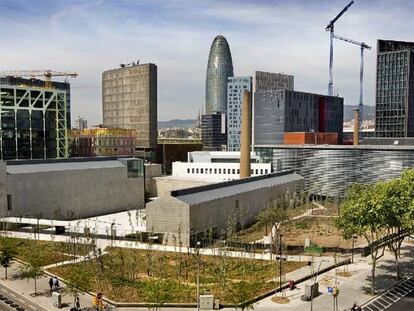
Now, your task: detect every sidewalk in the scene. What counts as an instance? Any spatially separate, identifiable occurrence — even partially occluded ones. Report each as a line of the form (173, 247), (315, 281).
(0, 261), (95, 311)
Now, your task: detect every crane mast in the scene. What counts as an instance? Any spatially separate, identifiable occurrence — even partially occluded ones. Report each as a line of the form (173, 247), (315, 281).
(333, 34), (371, 140)
(326, 0), (355, 96)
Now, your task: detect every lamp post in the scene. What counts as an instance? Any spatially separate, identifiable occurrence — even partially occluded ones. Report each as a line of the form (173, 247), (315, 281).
(196, 240), (201, 311)
(351, 236), (357, 263)
(279, 233), (283, 294)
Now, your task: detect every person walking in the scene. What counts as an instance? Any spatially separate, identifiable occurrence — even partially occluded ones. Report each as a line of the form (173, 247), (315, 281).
(53, 276), (60, 291)
(49, 277), (53, 292)
(75, 296), (81, 311)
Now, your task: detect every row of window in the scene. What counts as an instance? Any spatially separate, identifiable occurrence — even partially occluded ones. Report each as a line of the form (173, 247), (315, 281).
(186, 167), (269, 175)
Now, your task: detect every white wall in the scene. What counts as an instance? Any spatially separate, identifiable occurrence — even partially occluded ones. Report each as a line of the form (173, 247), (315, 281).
(172, 161), (272, 181)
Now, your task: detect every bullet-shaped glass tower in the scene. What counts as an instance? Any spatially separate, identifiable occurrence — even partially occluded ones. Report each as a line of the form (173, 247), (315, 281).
(205, 35), (234, 114)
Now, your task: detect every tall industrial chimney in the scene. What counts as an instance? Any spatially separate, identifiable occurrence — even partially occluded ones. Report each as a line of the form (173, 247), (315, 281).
(353, 108), (359, 145)
(240, 91), (251, 178)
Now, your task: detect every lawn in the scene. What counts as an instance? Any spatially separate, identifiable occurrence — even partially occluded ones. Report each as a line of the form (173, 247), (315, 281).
(0, 237), (93, 266)
(48, 247), (306, 304)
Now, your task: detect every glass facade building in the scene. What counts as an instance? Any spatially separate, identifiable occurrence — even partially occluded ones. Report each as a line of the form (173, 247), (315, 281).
(201, 113), (227, 151)
(0, 77), (70, 160)
(375, 40), (414, 138)
(205, 35), (234, 114)
(227, 76), (252, 151)
(254, 90), (343, 145)
(254, 145), (414, 197)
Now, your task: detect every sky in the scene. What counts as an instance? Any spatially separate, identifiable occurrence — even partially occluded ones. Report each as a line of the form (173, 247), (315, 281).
(0, 0), (414, 125)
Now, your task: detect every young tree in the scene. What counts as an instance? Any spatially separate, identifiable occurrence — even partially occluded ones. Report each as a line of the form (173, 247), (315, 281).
(64, 263), (93, 309)
(0, 238), (18, 280)
(337, 183), (387, 294)
(144, 279), (174, 311)
(230, 281), (256, 310)
(20, 244), (45, 295)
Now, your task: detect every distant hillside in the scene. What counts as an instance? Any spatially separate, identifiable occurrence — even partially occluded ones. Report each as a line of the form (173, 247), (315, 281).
(344, 105), (375, 121)
(158, 119), (197, 129)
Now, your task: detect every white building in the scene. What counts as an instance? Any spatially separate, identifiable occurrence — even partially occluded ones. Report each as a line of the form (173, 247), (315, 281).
(172, 151), (271, 181)
(227, 76), (252, 151)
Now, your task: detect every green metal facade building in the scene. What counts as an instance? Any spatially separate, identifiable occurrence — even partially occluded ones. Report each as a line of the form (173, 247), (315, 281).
(0, 77), (70, 160)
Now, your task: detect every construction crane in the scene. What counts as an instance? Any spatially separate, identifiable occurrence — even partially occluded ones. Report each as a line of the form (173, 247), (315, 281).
(334, 34), (371, 139)
(326, 0), (355, 96)
(0, 70), (79, 88)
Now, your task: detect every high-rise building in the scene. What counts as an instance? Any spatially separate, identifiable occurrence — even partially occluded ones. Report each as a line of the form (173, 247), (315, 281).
(253, 71), (294, 93)
(254, 90), (343, 145)
(201, 113), (227, 151)
(102, 63), (157, 150)
(74, 116), (87, 131)
(227, 76), (252, 151)
(0, 76), (70, 159)
(252, 72), (294, 145)
(205, 35), (234, 114)
(375, 40), (414, 138)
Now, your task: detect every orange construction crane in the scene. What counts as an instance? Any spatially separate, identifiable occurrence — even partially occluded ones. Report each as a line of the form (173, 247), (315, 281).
(0, 70), (79, 88)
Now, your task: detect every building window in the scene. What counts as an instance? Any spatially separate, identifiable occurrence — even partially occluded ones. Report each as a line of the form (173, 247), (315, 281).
(232, 169), (236, 174)
(187, 168), (190, 174)
(201, 168), (204, 174)
(127, 159), (144, 178)
(196, 168), (199, 174)
(192, 168), (195, 174)
(219, 168), (222, 174)
(235, 199), (239, 209)
(214, 168), (217, 174)
(6, 194), (12, 211)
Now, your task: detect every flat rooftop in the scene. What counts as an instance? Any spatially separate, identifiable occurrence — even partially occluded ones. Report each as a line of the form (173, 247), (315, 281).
(7, 158), (130, 174)
(172, 171), (302, 205)
(254, 144), (414, 151)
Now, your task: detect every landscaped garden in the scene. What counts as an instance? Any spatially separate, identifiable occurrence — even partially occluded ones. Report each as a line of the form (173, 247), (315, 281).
(48, 247), (306, 304)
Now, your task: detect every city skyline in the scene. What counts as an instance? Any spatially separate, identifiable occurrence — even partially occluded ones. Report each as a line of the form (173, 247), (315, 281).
(1, 0), (414, 125)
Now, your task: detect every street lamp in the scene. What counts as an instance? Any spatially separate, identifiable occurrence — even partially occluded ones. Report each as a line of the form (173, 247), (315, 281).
(351, 236), (357, 263)
(279, 233), (283, 294)
(196, 240), (201, 311)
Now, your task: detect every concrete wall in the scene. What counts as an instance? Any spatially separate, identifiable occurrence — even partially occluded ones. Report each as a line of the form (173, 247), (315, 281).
(189, 175), (303, 240)
(0, 162), (7, 218)
(147, 173), (304, 247)
(151, 177), (210, 197)
(6, 166), (144, 220)
(146, 196), (190, 246)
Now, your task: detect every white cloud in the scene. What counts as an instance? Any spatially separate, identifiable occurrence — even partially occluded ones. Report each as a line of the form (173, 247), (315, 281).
(0, 0), (413, 124)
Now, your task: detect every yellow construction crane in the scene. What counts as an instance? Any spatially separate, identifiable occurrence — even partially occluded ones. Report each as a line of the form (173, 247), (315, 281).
(0, 70), (79, 88)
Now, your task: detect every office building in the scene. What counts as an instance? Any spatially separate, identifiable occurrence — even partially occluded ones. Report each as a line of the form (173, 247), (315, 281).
(102, 63), (157, 150)
(227, 76), (252, 151)
(69, 128), (139, 157)
(252, 72), (294, 145)
(254, 144), (414, 197)
(201, 113), (227, 151)
(74, 117), (87, 131)
(254, 90), (343, 145)
(147, 171), (303, 247)
(253, 71), (294, 93)
(205, 35), (234, 114)
(375, 40), (414, 138)
(0, 76), (70, 160)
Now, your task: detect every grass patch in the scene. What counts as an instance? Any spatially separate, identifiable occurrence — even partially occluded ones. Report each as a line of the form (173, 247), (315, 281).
(48, 247), (306, 304)
(1, 237), (92, 266)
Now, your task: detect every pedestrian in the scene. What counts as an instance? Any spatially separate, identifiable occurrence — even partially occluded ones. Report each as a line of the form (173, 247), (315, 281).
(75, 296), (81, 311)
(53, 276), (59, 291)
(49, 277), (53, 292)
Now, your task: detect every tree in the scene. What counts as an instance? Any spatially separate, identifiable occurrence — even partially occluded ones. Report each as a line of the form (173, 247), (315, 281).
(337, 183), (387, 295)
(381, 170), (414, 279)
(65, 263), (93, 309)
(0, 238), (18, 280)
(20, 244), (45, 295)
(144, 279), (174, 311)
(230, 281), (256, 310)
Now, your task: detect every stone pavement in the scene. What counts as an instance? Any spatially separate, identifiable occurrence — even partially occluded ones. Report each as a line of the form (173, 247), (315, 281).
(0, 261), (95, 311)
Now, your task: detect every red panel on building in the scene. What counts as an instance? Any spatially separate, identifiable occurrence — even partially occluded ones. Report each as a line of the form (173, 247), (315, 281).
(284, 132), (338, 145)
